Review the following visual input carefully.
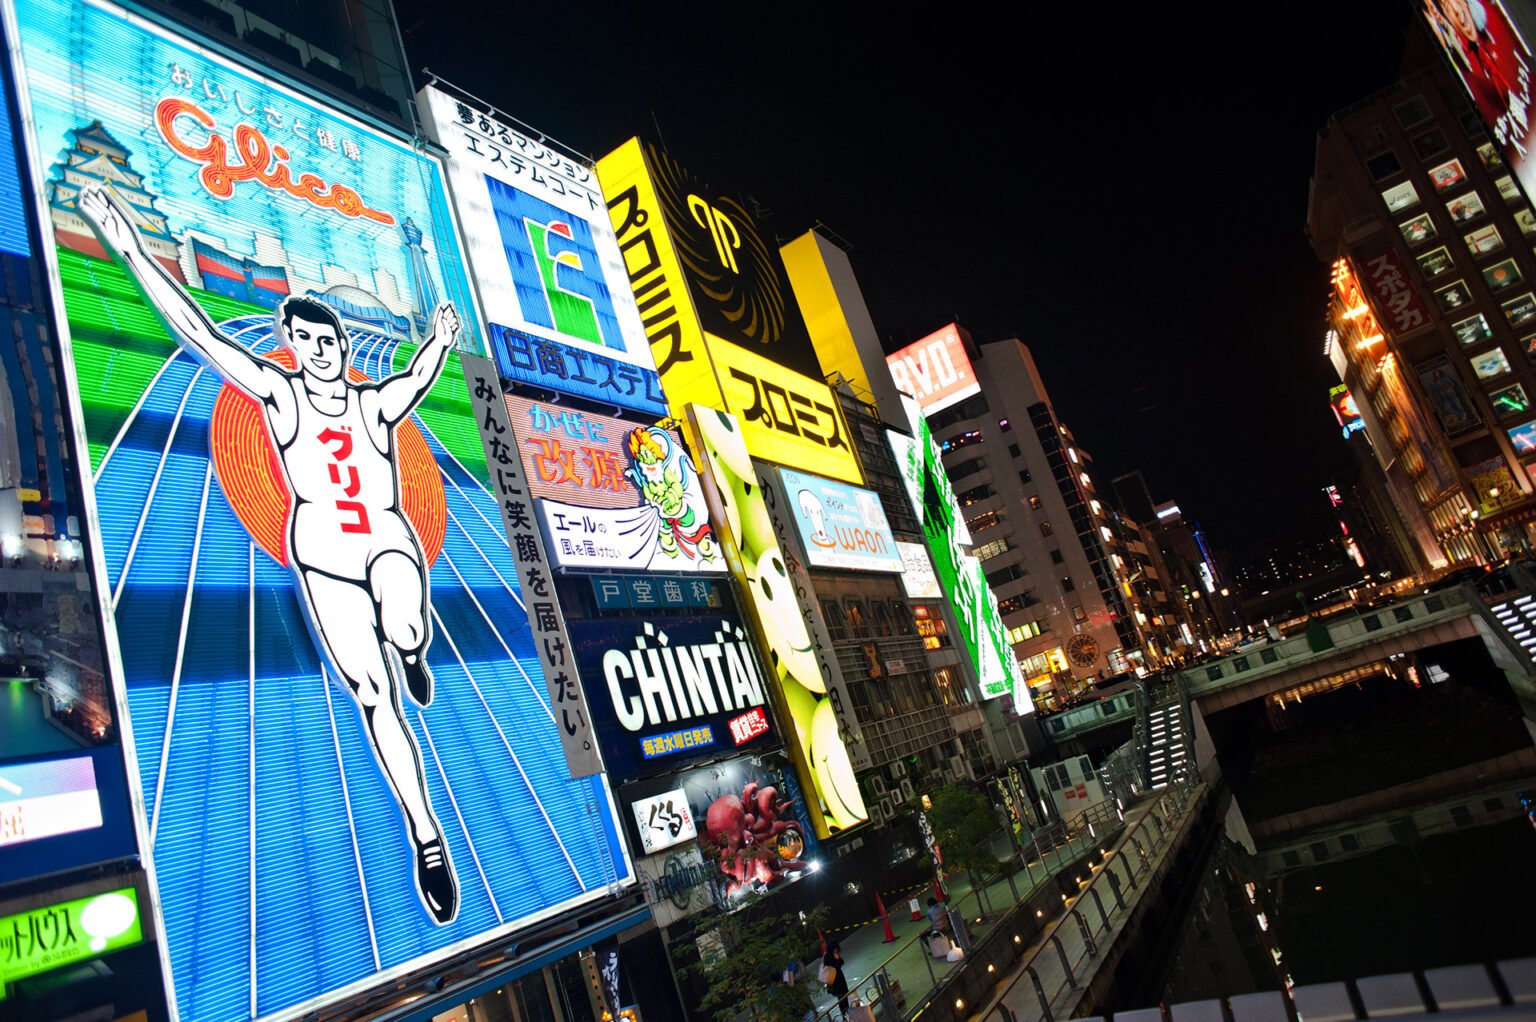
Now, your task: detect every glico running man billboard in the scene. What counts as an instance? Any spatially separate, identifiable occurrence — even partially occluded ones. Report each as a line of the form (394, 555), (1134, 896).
(5, 1), (632, 1018)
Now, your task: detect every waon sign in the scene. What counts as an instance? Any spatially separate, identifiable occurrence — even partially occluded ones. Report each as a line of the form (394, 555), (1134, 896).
(1360, 246), (1431, 335)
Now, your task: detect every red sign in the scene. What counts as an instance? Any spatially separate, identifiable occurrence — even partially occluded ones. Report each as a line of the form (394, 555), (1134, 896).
(727, 706), (770, 745)
(1361, 248), (1430, 335)
(886, 324), (980, 416)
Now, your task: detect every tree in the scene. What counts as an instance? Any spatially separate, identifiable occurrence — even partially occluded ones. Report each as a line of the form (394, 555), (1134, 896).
(679, 903), (828, 1022)
(926, 783), (1005, 882)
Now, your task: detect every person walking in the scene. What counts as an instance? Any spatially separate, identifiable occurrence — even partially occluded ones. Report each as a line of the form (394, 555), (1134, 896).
(821, 941), (850, 1019)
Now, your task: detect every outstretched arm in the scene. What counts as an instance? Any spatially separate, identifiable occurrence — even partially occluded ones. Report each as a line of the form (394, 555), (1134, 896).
(377, 304), (460, 425)
(77, 186), (278, 400)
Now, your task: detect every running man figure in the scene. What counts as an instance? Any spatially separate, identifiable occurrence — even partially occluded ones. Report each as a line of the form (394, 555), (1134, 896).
(80, 186), (461, 924)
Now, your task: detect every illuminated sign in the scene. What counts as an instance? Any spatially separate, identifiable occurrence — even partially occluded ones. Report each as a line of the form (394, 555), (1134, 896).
(630, 788), (696, 855)
(502, 395), (724, 573)
(779, 468), (901, 573)
(886, 324), (979, 416)
(624, 751), (816, 905)
(597, 139), (721, 405)
(896, 541), (941, 599)
(591, 575), (720, 610)
(1330, 384), (1365, 438)
(9, 3), (632, 1017)
(568, 613), (773, 782)
(1421, 1), (1536, 207)
(1510, 419), (1536, 452)
(1416, 355), (1480, 436)
(729, 706), (771, 745)
(0, 887), (143, 986)
(418, 88), (664, 414)
(624, 143), (820, 380)
(689, 406), (868, 838)
(0, 756), (102, 848)
(710, 336), (862, 483)
(888, 397), (1030, 712)
(1359, 246), (1431, 335)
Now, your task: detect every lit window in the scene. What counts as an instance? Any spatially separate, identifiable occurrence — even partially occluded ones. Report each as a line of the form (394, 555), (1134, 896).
(1071, 606), (1088, 623)
(1490, 383), (1530, 417)
(967, 510), (1002, 533)
(1039, 521), (1053, 537)
(1079, 472), (1091, 487)
(1446, 190), (1486, 223)
(1435, 279), (1473, 312)
(1400, 213), (1436, 245)
(1028, 495), (1042, 510)
(1417, 246), (1453, 278)
(1477, 142), (1504, 169)
(1381, 180), (1420, 212)
(1067, 448), (1079, 464)
(1483, 258), (1523, 292)
(1428, 158), (1466, 192)
(973, 539), (1011, 561)
(1497, 175), (1522, 201)
(1453, 313), (1493, 346)
(1100, 526), (1113, 542)
(1502, 292), (1536, 328)
(1472, 347), (1513, 379)
(1090, 499), (1103, 515)
(1466, 223), (1504, 254)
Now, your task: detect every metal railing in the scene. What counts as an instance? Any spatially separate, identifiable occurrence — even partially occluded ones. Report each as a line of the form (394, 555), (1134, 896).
(807, 799), (1129, 1022)
(985, 780), (1203, 1022)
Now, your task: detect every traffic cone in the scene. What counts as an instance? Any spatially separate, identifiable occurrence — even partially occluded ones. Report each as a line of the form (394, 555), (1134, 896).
(876, 893), (897, 943)
(933, 877), (948, 903)
(909, 897), (922, 922)
(817, 928), (826, 954)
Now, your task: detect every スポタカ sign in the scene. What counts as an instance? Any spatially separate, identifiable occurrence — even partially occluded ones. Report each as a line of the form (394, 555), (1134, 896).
(504, 394), (725, 573)
(779, 468), (901, 573)
(568, 613), (774, 782)
(1360, 246), (1431, 336)
(418, 87), (663, 414)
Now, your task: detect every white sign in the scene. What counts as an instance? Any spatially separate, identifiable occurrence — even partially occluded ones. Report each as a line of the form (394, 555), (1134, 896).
(418, 86), (656, 373)
(897, 540), (941, 598)
(631, 788), (697, 854)
(463, 355), (601, 777)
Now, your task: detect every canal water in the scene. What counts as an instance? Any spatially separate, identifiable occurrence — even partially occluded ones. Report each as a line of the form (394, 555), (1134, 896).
(1139, 639), (1536, 1007)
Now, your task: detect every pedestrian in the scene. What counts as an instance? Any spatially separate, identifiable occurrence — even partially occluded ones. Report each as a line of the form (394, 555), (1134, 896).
(926, 896), (951, 935)
(821, 941), (850, 1019)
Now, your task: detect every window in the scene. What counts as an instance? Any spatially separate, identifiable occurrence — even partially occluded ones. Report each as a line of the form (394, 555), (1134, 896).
(1394, 96), (1432, 127)
(1050, 548), (1064, 565)
(1465, 223), (1504, 254)
(998, 418), (1011, 432)
(940, 429), (982, 452)
(846, 600), (870, 638)
(1484, 258), (1523, 291)
(912, 605), (950, 649)
(1459, 109), (1487, 137)
(1490, 383), (1530, 417)
(1472, 347), (1513, 379)
(1417, 246), (1454, 277)
(1435, 279), (1473, 312)
(1039, 521), (1053, 537)
(1071, 606), (1088, 623)
(1019, 469), (1033, 485)
(1007, 621), (1042, 644)
(987, 562), (1027, 585)
(998, 596), (1024, 616)
(1366, 150), (1404, 180)
(973, 538), (1011, 561)
(947, 457), (985, 480)
(870, 601), (894, 638)
(890, 601), (916, 636)
(967, 510), (1002, 533)
(1028, 495), (1042, 510)
(1382, 180), (1420, 212)
(1008, 443), (1021, 458)
(1503, 292), (1536, 328)
(1478, 142), (1504, 169)
(822, 600), (848, 642)
(1061, 576), (1076, 593)
(957, 483), (995, 506)
(1413, 130), (1449, 160)
(1446, 190), (1486, 222)
(1401, 213), (1437, 244)
(1498, 175), (1522, 201)
(1453, 314), (1493, 346)
(1428, 157), (1466, 191)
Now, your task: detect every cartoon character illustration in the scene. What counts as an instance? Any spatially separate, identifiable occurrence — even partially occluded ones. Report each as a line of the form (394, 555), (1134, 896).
(625, 425), (717, 563)
(703, 780), (807, 898)
(79, 185), (461, 925)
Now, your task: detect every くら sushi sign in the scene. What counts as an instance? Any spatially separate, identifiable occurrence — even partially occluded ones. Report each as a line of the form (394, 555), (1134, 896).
(568, 613), (774, 781)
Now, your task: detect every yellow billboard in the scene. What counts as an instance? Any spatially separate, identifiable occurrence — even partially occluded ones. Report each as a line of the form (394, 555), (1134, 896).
(596, 138), (724, 414)
(708, 334), (862, 484)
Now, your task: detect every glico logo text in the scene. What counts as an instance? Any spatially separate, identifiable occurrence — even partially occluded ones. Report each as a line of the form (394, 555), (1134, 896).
(155, 98), (395, 225)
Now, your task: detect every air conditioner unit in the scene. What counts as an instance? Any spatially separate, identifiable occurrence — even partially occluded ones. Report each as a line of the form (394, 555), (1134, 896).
(900, 778), (915, 802)
(891, 759), (909, 778)
(869, 775), (887, 797)
(950, 756), (969, 781)
(880, 793), (899, 820)
(868, 798), (887, 826)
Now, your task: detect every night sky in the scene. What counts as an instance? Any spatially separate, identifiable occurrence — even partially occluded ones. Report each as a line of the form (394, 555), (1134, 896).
(394, 2), (1422, 564)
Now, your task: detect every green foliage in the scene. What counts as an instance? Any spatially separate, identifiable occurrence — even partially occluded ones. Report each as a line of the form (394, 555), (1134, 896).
(678, 903), (828, 1022)
(926, 783), (1005, 878)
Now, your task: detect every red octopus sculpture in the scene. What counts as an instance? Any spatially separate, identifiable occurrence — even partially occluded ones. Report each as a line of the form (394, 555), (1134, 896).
(704, 781), (808, 897)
